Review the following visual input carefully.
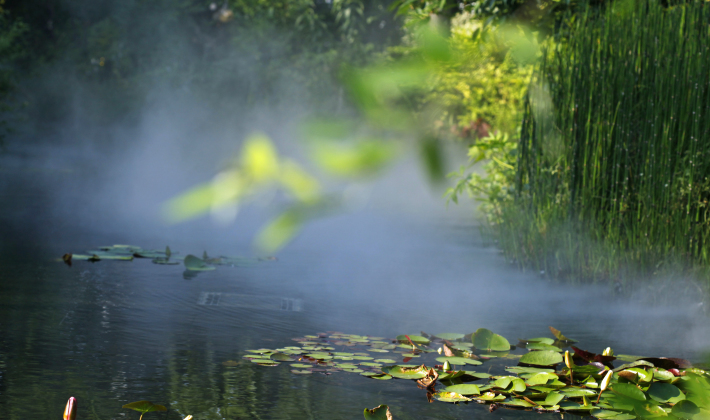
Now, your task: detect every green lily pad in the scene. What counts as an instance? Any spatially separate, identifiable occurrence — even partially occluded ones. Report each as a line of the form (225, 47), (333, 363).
(559, 401), (594, 411)
(501, 398), (534, 408)
(519, 350), (563, 366)
(270, 353), (295, 362)
(396, 335), (430, 344)
(363, 404), (392, 420)
(526, 372), (552, 386)
(475, 392), (506, 401)
(433, 391), (471, 403)
(672, 400), (701, 419)
(374, 359), (396, 364)
(527, 343), (562, 351)
(647, 382), (685, 404)
(368, 373), (393, 380)
(611, 383), (646, 401)
(472, 328), (510, 352)
(369, 349), (389, 353)
(381, 365), (429, 379)
(523, 337), (555, 345)
(184, 254), (216, 271)
(542, 392), (564, 406)
(561, 387), (598, 397)
(122, 401), (167, 414)
(443, 384), (480, 395)
(436, 356), (481, 366)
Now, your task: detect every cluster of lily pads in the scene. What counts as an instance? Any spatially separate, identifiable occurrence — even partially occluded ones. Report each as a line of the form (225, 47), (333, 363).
(60, 244), (275, 271)
(243, 327), (710, 419)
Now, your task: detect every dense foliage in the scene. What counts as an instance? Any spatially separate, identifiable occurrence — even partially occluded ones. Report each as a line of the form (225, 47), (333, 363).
(493, 0), (710, 286)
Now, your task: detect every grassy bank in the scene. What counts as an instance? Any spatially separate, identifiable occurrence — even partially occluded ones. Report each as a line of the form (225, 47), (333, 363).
(487, 0), (710, 292)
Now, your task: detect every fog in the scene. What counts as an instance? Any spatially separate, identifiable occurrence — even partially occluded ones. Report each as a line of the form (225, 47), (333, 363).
(2, 4), (710, 418)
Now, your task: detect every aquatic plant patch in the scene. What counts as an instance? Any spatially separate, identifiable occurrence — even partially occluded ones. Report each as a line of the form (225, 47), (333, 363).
(243, 327), (710, 419)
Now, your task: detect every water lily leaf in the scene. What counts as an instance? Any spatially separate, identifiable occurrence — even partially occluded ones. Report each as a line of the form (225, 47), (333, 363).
(381, 365), (429, 379)
(395, 335), (429, 344)
(506, 367), (555, 375)
(435, 356), (481, 366)
(559, 401), (595, 411)
(611, 383), (646, 401)
(621, 367), (653, 383)
(549, 326), (577, 342)
(652, 368), (676, 382)
(475, 392), (506, 401)
(672, 400), (701, 419)
(374, 359), (396, 364)
(291, 369), (312, 374)
(270, 353), (295, 362)
(591, 409), (630, 419)
(519, 351), (563, 366)
(542, 392), (564, 406)
(527, 343), (562, 351)
(184, 254), (216, 271)
(435, 333), (465, 341)
(443, 384), (480, 395)
(460, 371), (491, 380)
(363, 404), (393, 420)
(368, 373), (393, 380)
(494, 377), (512, 389)
(523, 337), (555, 345)
(526, 372), (552, 386)
(613, 360), (655, 372)
(561, 387), (598, 397)
(472, 328), (510, 352)
(501, 398), (535, 408)
(122, 401), (167, 414)
(433, 391), (471, 403)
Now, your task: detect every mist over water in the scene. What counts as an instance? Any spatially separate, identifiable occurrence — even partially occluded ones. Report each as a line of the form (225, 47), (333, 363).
(2, 5), (710, 418)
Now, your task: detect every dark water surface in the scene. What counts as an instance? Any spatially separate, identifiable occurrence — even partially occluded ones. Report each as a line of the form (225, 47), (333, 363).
(1, 145), (709, 420)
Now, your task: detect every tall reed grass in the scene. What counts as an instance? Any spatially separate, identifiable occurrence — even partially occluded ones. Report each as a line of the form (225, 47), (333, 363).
(506, 0), (710, 286)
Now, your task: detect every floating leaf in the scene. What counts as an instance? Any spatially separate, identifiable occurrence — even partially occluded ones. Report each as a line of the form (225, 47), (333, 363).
(519, 351), (563, 366)
(433, 391), (471, 403)
(381, 365), (429, 379)
(270, 353), (295, 362)
(672, 400), (701, 419)
(363, 404), (393, 420)
(549, 326), (577, 342)
(435, 356), (481, 366)
(610, 383), (646, 402)
(472, 328), (510, 352)
(184, 254), (216, 271)
(122, 401), (167, 420)
(395, 335), (430, 344)
(443, 384), (480, 395)
(527, 343), (562, 351)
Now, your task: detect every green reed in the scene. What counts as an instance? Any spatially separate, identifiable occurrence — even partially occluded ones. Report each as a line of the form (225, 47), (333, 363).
(509, 0), (710, 285)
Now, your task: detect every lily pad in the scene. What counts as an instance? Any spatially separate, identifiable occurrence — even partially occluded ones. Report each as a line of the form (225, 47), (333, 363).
(363, 404), (392, 420)
(672, 400), (701, 419)
(443, 384), (480, 395)
(527, 343), (562, 352)
(184, 254), (216, 271)
(374, 359), (396, 364)
(549, 326), (577, 342)
(122, 401), (167, 415)
(433, 391), (471, 403)
(472, 328), (510, 352)
(270, 353), (295, 362)
(381, 365), (429, 379)
(610, 383), (646, 401)
(519, 350), (563, 366)
(435, 356), (481, 366)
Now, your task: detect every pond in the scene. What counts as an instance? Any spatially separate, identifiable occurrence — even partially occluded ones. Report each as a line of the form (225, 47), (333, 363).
(1, 144), (709, 420)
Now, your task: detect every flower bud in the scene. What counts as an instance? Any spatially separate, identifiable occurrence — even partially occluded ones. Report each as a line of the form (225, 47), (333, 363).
(63, 397), (77, 420)
(564, 351), (574, 368)
(437, 347), (442, 354)
(600, 369), (613, 391)
(443, 360), (451, 371)
(602, 347), (614, 357)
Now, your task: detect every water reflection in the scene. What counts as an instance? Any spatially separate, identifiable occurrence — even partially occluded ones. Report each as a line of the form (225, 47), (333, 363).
(1, 153), (710, 419)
